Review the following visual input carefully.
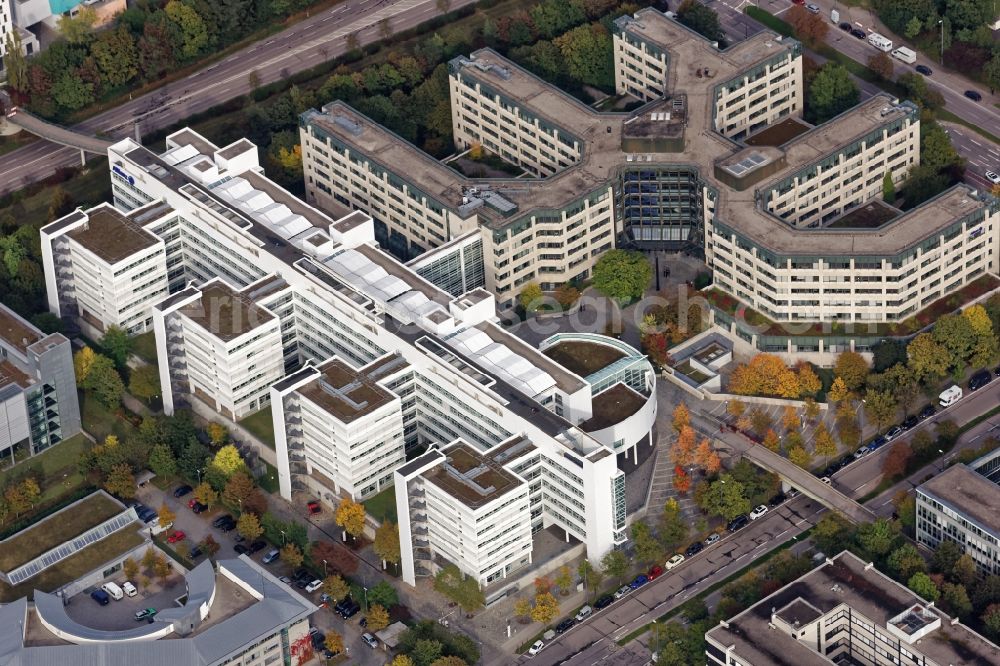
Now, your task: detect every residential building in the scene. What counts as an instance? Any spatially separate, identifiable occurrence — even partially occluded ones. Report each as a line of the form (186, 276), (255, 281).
(0, 557), (316, 666)
(0, 0), (11, 63)
(705, 550), (1000, 665)
(916, 450), (1000, 576)
(0, 302), (79, 460)
(38, 128), (649, 585)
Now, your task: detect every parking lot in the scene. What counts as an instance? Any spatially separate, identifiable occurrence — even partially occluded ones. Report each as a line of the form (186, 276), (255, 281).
(65, 583), (186, 630)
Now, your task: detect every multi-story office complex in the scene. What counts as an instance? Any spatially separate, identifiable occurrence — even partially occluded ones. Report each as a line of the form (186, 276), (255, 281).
(704, 550), (1000, 665)
(0, 557), (316, 666)
(916, 449), (1000, 576)
(39, 127), (652, 586)
(0, 302), (80, 460)
(300, 9), (999, 325)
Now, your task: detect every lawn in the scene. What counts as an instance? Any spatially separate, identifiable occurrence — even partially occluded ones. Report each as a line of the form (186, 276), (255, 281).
(543, 341), (626, 377)
(239, 409), (276, 450)
(827, 201), (898, 229)
(674, 359), (711, 385)
(131, 331), (158, 364)
(744, 117), (810, 146)
(80, 391), (138, 443)
(0, 433), (91, 505)
(257, 459), (281, 494)
(0, 492), (124, 571)
(364, 486), (397, 524)
(0, 527), (145, 602)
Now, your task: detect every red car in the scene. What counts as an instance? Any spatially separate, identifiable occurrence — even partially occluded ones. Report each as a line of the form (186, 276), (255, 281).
(167, 530), (186, 543)
(307, 500), (321, 515)
(647, 565), (664, 581)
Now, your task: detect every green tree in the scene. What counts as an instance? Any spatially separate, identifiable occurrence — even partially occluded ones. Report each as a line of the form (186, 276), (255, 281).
(591, 249), (651, 303)
(129, 364), (160, 402)
(813, 513), (856, 554)
(807, 63), (860, 124)
(904, 15), (924, 39)
(907, 572), (940, 601)
(99, 326), (132, 371)
(58, 7), (97, 44)
(519, 282), (544, 312)
(659, 498), (688, 549)
(52, 71), (95, 112)
(83, 356), (125, 407)
(148, 444), (177, 479)
(555, 564), (573, 596)
(941, 582), (972, 619)
(433, 564), (484, 612)
(932, 312), (976, 372)
(920, 125), (963, 172)
(676, 0), (723, 41)
(578, 559), (603, 595)
(952, 554), (978, 587)
(179, 440), (211, 483)
(907, 333), (951, 384)
(699, 474), (751, 521)
(553, 23), (615, 91)
(855, 518), (898, 558)
(864, 390), (897, 432)
(368, 580), (399, 608)
(411, 640), (444, 666)
(631, 521), (662, 565)
(985, 54), (1000, 94)
(788, 445), (812, 469)
(91, 27), (139, 88)
(165, 1), (209, 59)
(601, 549), (628, 584)
(882, 172), (896, 204)
(887, 543), (926, 580)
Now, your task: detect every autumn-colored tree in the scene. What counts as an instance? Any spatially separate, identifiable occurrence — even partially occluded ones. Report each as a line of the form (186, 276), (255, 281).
(834, 351), (869, 392)
(324, 631), (345, 656)
(796, 363), (822, 398)
(73, 346), (97, 386)
(104, 463), (136, 499)
(763, 429), (781, 452)
(781, 405), (800, 432)
(727, 399), (746, 419)
(237, 512), (263, 541)
(153, 554), (172, 584)
(735, 415), (752, 432)
(693, 438), (720, 474)
(313, 539), (358, 575)
(671, 425), (697, 466)
(222, 471), (256, 509)
(281, 543), (304, 569)
(202, 534), (221, 557)
(787, 4), (828, 47)
(391, 656), (415, 666)
(789, 446), (812, 469)
(672, 403), (690, 434)
(514, 597), (532, 623)
(814, 423), (838, 460)
(142, 547), (157, 571)
(534, 576), (552, 595)
(827, 377), (850, 403)
(803, 397), (821, 422)
(750, 409), (773, 436)
(431, 657), (467, 666)
(882, 442), (913, 480)
(158, 503), (176, 529)
(366, 604), (390, 631)
(531, 592), (560, 624)
(554, 283), (581, 309)
(837, 417), (861, 450)
(194, 482), (217, 508)
(206, 422), (228, 446)
(322, 574), (350, 602)
(868, 51), (894, 80)
(334, 497), (366, 540)
(673, 465), (691, 494)
(555, 565), (573, 596)
(728, 354), (800, 398)
(20, 478), (40, 508)
(123, 557), (139, 581)
(374, 519), (401, 569)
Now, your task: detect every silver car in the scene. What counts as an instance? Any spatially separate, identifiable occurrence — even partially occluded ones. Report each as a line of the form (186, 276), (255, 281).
(806, 3), (820, 12)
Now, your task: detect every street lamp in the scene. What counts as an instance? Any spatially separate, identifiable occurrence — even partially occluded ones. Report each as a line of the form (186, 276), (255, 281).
(280, 529), (286, 545)
(363, 586), (369, 612)
(322, 559), (328, 576)
(938, 20), (944, 64)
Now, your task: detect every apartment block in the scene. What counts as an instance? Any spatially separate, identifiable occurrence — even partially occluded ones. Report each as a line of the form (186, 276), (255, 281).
(705, 550), (1000, 665)
(0, 303), (80, 460)
(916, 450), (1000, 576)
(41, 202), (170, 336)
(152, 279), (284, 420)
(396, 439), (534, 587)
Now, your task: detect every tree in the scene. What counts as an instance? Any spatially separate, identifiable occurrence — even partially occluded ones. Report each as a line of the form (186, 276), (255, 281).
(153, 554), (172, 584)
(368, 580), (398, 608)
(519, 282), (543, 311)
(864, 390), (897, 432)
(788, 446), (812, 469)
(904, 15), (924, 39)
(872, 339), (908, 372)
(672, 403), (690, 434)
(834, 352), (869, 392)
(855, 518), (898, 558)
(781, 405), (800, 432)
(982, 605), (1000, 640)
(728, 354), (801, 398)
(367, 603), (390, 631)
(312, 539), (358, 575)
(100, 326), (132, 371)
(591, 249), (650, 303)
(324, 630), (345, 656)
(837, 417), (861, 450)
(963, 304), (998, 369)
(985, 54), (1000, 95)
(907, 333), (951, 384)
(908, 572), (940, 601)
(335, 497), (366, 540)
(807, 63), (860, 124)
(514, 598), (532, 623)
(430, 657), (466, 666)
(91, 27), (138, 89)
(814, 423), (838, 460)
(763, 429), (781, 452)
(797, 364), (822, 398)
(553, 23), (615, 90)
(554, 283), (581, 309)
(58, 7), (97, 44)
(179, 440), (211, 483)
(673, 465), (691, 494)
(237, 512), (263, 541)
(145, 444), (176, 481)
(887, 543), (926, 580)
(693, 439), (721, 474)
(281, 543), (304, 569)
(165, 0), (209, 59)
(827, 377), (850, 403)
(531, 591), (560, 624)
(322, 574), (350, 602)
(727, 399), (746, 420)
(578, 559), (603, 595)
(952, 554), (977, 587)
(932, 312), (976, 371)
(750, 409), (773, 436)
(941, 582), (972, 619)
(931, 539), (963, 575)
(392, 656), (415, 666)
(671, 426), (697, 466)
(206, 422), (228, 447)
(433, 564), (484, 613)
(123, 557), (139, 581)
(374, 520), (401, 569)
(222, 471), (256, 508)
(882, 171), (896, 204)
(676, 0), (723, 41)
(555, 565), (573, 596)
(631, 521), (662, 565)
(129, 364), (161, 403)
(699, 474), (751, 521)
(601, 549), (628, 584)
(813, 513), (856, 554)
(82, 355), (125, 407)
(104, 463), (136, 498)
(881, 442), (912, 480)
(194, 482), (218, 508)
(868, 52), (894, 80)
(206, 444), (245, 489)
(3, 31), (28, 95)
(158, 503), (176, 529)
(788, 5), (829, 47)
(142, 547), (157, 571)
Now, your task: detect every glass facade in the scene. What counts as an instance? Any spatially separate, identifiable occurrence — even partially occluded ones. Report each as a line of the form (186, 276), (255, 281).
(414, 237), (486, 296)
(619, 166), (702, 249)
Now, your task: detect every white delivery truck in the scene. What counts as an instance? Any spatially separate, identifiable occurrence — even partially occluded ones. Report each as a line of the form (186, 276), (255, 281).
(938, 385), (963, 407)
(868, 33), (893, 52)
(830, 9), (840, 24)
(102, 582), (124, 600)
(891, 47), (916, 64)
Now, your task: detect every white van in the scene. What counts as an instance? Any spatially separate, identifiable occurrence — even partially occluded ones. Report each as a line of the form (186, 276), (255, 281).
(868, 33), (893, 52)
(575, 605), (593, 622)
(938, 385), (963, 407)
(891, 47), (916, 64)
(102, 582), (124, 600)
(122, 581), (138, 597)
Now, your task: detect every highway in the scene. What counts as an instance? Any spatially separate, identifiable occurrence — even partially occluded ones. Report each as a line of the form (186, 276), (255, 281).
(0, 0), (479, 196)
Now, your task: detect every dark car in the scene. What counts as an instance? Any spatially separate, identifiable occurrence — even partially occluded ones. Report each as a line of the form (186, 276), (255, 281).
(727, 515), (750, 532)
(851, 28), (866, 39)
(594, 595), (614, 610)
(629, 574), (648, 589)
(839, 21), (851, 31)
(969, 369), (992, 390)
(768, 492), (786, 508)
(685, 541), (704, 557)
(212, 515), (235, 528)
(965, 90), (983, 102)
(340, 601), (361, 619)
(137, 508), (158, 524)
(995, 366), (1000, 378)
(555, 618), (576, 634)
(902, 415), (919, 430)
(249, 540), (267, 554)
(189, 545), (203, 559)
(919, 404), (936, 420)
(915, 64), (933, 76)
(191, 501), (207, 514)
(311, 631), (325, 650)
(173, 484), (193, 498)
(234, 544), (249, 555)
(90, 589), (110, 605)
(869, 435), (888, 451)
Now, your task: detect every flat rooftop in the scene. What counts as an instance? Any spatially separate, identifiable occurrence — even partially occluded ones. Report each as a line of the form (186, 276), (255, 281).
(0, 305), (41, 352)
(178, 281), (276, 342)
(67, 205), (161, 265)
(580, 383), (648, 432)
(297, 357), (398, 423)
(0, 360), (32, 391)
(707, 551), (1000, 666)
(543, 340), (627, 378)
(918, 463), (1000, 538)
(424, 441), (524, 509)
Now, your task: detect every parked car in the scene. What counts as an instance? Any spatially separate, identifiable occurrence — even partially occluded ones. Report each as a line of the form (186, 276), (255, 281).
(965, 90), (983, 102)
(902, 415), (919, 430)
(594, 595), (614, 609)
(647, 565), (664, 581)
(918, 404), (936, 420)
(249, 540), (267, 554)
(137, 508), (158, 524)
(189, 545), (203, 559)
(217, 518), (236, 532)
(167, 530), (186, 543)
(340, 600), (361, 618)
(333, 598), (353, 614)
(555, 618), (575, 633)
(613, 585), (631, 600)
(629, 574), (648, 589)
(90, 589), (110, 606)
(851, 28), (866, 39)
(311, 631), (325, 650)
(234, 543), (250, 555)
(868, 436), (888, 451)
(704, 533), (721, 546)
(122, 581), (138, 597)
(212, 515), (235, 529)
(884, 426), (904, 441)
(173, 484), (193, 498)
(280, 576), (293, 585)
(969, 369), (992, 391)
(839, 21), (852, 31)
(806, 2), (820, 12)
(293, 568), (312, 584)
(768, 492), (786, 508)
(262, 549), (280, 564)
(665, 554), (685, 570)
(986, 171), (1000, 185)
(528, 640), (544, 656)
(915, 64), (932, 75)
(188, 499), (207, 513)
(307, 500), (322, 515)
(134, 608), (157, 622)
(854, 446), (870, 459)
(685, 541), (704, 556)
(727, 515), (749, 532)
(749, 505), (768, 520)
(361, 632), (379, 649)
(821, 476), (832, 485)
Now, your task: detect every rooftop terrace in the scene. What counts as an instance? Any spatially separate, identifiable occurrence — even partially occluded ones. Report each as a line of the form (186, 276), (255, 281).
(297, 357), (399, 423)
(67, 204), (161, 265)
(424, 441), (524, 509)
(178, 281), (276, 342)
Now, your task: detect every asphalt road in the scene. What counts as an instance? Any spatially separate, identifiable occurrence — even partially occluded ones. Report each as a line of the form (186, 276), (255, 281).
(944, 122), (1000, 190)
(0, 0), (478, 196)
